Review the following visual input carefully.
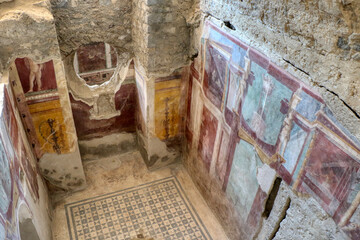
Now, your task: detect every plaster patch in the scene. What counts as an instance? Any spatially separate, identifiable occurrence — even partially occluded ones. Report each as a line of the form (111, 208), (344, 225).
(257, 164), (277, 194)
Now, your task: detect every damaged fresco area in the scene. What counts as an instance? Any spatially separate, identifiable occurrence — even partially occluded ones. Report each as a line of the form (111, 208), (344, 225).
(135, 67), (186, 170)
(66, 42), (132, 121)
(66, 43), (139, 161)
(70, 62), (137, 140)
(185, 20), (360, 240)
(226, 140), (275, 236)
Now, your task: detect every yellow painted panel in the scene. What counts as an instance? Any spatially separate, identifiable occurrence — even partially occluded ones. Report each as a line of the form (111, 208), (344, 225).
(29, 100), (70, 154)
(28, 100), (61, 113)
(155, 79), (182, 90)
(155, 78), (181, 140)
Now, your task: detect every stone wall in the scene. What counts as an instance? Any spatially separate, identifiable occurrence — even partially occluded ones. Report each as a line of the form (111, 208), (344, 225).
(0, 0), (59, 72)
(132, 0), (194, 76)
(51, 0), (132, 57)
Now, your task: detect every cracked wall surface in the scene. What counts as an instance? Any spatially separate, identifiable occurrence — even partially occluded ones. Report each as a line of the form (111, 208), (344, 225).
(200, 0), (360, 141)
(184, 17), (360, 240)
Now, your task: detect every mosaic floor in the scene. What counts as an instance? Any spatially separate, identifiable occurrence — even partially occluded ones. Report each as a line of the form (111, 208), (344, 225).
(52, 151), (228, 240)
(65, 177), (211, 240)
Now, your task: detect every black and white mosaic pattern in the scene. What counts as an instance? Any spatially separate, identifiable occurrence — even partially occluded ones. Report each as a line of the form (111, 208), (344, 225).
(65, 177), (212, 240)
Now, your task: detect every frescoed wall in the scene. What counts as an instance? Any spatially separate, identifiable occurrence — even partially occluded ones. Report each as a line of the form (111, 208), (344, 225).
(12, 58), (71, 157)
(69, 60), (138, 161)
(28, 99), (69, 154)
(9, 57), (87, 192)
(135, 66), (187, 170)
(0, 80), (52, 240)
(154, 75), (182, 141)
(185, 20), (360, 240)
(15, 58), (57, 94)
(198, 106), (218, 171)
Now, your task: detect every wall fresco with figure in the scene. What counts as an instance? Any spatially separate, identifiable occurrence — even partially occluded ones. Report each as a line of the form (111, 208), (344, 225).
(203, 42), (228, 111)
(12, 57), (74, 158)
(185, 20), (360, 239)
(15, 58), (57, 95)
(0, 82), (50, 239)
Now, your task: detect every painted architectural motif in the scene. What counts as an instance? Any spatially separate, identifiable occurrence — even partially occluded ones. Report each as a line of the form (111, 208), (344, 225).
(198, 106), (218, 171)
(186, 20), (360, 239)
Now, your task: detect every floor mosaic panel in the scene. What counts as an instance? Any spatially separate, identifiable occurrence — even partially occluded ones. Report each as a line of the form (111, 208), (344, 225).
(65, 177), (212, 240)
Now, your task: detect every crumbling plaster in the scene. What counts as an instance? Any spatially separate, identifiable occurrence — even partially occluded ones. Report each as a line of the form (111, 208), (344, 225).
(0, 0), (59, 72)
(256, 181), (348, 240)
(64, 51), (132, 120)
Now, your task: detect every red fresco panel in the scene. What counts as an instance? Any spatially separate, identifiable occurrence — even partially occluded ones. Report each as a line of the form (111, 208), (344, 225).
(246, 188), (267, 229)
(203, 43), (227, 110)
(222, 133), (240, 191)
(77, 42), (106, 73)
(70, 83), (136, 140)
(297, 130), (360, 224)
(198, 106), (218, 172)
